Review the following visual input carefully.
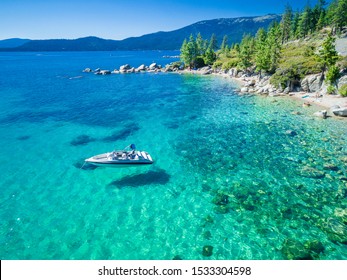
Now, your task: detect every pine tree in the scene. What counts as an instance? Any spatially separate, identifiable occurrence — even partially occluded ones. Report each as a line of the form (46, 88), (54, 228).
(237, 34), (254, 70)
(297, 5), (311, 38)
(267, 22), (282, 73)
(208, 34), (218, 51)
(311, 4), (321, 32)
(319, 32), (339, 83)
(180, 34), (198, 68)
(291, 11), (300, 38)
(204, 48), (216, 65)
(255, 28), (270, 76)
(281, 4), (293, 43)
(316, 10), (326, 30)
(220, 35), (228, 52)
(180, 39), (188, 66)
(326, 0), (338, 33)
(334, 0), (347, 32)
(196, 33), (205, 56)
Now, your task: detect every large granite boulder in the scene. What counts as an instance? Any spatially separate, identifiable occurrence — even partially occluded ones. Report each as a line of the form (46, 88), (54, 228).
(119, 64), (131, 71)
(313, 110), (328, 119)
(149, 63), (158, 70)
(136, 64), (146, 71)
(199, 66), (212, 75)
(99, 70), (111, 75)
(331, 106), (347, 117)
(228, 68), (238, 77)
(301, 74), (324, 92)
(337, 75), (347, 89)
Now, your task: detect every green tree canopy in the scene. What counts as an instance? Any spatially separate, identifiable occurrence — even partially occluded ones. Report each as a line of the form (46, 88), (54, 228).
(180, 34), (198, 68)
(208, 34), (218, 51)
(267, 22), (282, 73)
(255, 28), (270, 75)
(281, 4), (293, 43)
(319, 32), (339, 70)
(297, 5), (311, 38)
(237, 34), (255, 70)
(220, 35), (229, 52)
(334, 0), (347, 32)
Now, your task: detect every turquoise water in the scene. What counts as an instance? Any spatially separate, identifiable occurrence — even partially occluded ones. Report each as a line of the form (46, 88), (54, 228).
(0, 52), (346, 260)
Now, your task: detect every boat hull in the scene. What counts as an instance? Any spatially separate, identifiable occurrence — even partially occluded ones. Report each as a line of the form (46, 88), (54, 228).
(85, 161), (153, 167)
(85, 151), (154, 167)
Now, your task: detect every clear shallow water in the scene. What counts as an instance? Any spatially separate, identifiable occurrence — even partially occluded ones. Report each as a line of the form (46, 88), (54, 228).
(0, 52), (346, 260)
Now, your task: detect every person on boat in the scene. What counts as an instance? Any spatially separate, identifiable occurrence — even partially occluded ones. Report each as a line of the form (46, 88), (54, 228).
(129, 144), (136, 159)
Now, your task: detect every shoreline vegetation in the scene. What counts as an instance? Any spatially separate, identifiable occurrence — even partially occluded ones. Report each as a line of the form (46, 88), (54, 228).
(84, 0), (347, 119)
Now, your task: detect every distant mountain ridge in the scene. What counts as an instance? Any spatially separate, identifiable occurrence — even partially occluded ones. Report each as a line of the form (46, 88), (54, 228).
(0, 38), (30, 48)
(0, 14), (281, 51)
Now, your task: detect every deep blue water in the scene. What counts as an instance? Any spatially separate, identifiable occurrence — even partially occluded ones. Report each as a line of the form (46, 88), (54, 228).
(0, 51), (346, 260)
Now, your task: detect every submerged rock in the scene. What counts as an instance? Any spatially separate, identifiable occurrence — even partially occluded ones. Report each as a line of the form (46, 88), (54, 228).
(281, 239), (313, 260)
(323, 164), (339, 171)
(334, 208), (347, 223)
(291, 111), (302, 115)
(172, 255), (182, 260)
(321, 217), (347, 244)
(214, 205), (230, 214)
(304, 240), (325, 255)
(285, 130), (297, 136)
(202, 245), (213, 257)
(298, 166), (325, 179)
(203, 231), (212, 240)
(212, 193), (229, 205)
(202, 183), (211, 192)
(204, 215), (214, 224)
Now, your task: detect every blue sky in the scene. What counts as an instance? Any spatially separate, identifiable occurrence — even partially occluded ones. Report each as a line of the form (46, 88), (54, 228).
(0, 0), (327, 40)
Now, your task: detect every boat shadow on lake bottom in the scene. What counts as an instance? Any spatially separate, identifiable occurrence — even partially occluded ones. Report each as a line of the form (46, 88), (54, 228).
(107, 169), (171, 189)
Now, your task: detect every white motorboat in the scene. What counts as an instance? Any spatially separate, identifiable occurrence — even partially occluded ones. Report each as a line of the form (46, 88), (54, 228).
(85, 144), (153, 167)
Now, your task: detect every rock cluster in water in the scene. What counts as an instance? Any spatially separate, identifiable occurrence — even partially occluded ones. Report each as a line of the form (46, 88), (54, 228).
(83, 62), (183, 75)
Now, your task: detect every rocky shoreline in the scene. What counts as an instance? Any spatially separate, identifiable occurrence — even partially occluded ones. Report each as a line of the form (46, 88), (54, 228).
(83, 62), (182, 75)
(83, 63), (347, 118)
